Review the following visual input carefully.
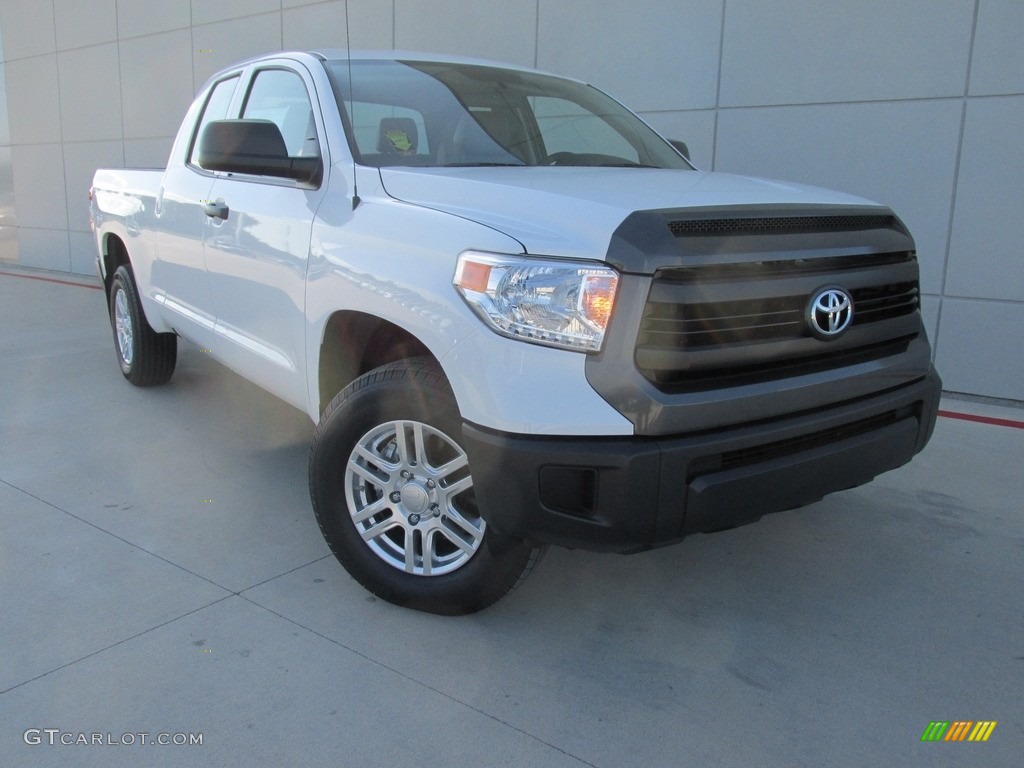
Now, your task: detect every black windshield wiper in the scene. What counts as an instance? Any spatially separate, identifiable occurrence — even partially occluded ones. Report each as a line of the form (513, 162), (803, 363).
(596, 161), (658, 168)
(442, 162), (526, 167)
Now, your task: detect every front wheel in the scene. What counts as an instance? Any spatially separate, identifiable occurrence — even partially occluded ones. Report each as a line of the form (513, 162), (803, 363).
(309, 359), (544, 615)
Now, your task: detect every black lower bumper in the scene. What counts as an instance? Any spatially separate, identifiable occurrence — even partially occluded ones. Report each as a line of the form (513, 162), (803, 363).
(462, 366), (941, 553)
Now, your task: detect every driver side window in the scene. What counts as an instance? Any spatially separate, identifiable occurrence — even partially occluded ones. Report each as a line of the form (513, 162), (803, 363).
(242, 69), (320, 159)
(189, 76), (239, 169)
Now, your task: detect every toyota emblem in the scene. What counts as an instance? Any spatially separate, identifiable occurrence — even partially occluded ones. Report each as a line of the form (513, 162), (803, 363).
(807, 287), (854, 339)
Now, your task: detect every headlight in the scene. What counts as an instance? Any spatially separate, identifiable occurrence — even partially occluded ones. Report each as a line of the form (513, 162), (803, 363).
(454, 252), (619, 352)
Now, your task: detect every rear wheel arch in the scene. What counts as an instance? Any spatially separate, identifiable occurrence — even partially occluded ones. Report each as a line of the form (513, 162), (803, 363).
(101, 234), (131, 301)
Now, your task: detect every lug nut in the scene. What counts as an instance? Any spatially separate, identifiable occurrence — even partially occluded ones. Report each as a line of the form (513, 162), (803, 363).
(400, 470), (412, 479)
(389, 492), (401, 502)
(408, 514), (421, 525)
(426, 479), (435, 489)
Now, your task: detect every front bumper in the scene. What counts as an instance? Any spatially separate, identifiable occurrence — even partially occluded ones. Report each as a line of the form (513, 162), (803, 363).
(462, 366), (941, 553)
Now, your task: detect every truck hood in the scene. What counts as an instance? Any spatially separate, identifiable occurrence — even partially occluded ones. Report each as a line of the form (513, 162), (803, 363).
(378, 166), (880, 260)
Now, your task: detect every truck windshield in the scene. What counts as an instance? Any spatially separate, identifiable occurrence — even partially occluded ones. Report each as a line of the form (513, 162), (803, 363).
(324, 59), (691, 170)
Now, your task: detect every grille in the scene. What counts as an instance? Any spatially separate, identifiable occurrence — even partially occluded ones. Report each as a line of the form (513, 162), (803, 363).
(634, 254), (922, 391)
(667, 214), (895, 237)
(639, 281), (919, 350)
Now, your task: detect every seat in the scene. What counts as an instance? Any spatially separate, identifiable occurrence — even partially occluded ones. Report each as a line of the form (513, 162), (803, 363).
(377, 117), (418, 154)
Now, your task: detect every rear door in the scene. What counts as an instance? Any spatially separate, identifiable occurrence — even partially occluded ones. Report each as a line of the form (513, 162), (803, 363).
(203, 62), (329, 410)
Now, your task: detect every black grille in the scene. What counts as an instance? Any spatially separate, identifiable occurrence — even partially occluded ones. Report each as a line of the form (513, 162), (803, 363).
(667, 214), (895, 237)
(634, 252), (922, 391)
(639, 280), (919, 350)
(853, 283), (920, 323)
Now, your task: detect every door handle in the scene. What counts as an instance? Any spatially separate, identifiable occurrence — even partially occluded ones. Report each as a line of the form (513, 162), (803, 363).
(204, 201), (229, 220)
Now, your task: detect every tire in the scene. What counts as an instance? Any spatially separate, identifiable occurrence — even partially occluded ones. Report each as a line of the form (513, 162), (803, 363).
(309, 359), (545, 615)
(109, 265), (177, 386)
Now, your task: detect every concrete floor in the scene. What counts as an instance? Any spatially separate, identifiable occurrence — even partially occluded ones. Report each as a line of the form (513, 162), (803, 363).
(1, 268), (1021, 767)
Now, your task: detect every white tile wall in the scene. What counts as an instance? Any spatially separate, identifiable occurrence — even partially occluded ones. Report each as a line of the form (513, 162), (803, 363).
(69, 229), (97, 275)
(0, 0), (55, 60)
(11, 144), (67, 230)
(0, 59), (9, 147)
(192, 0), (280, 27)
(936, 299), (1024, 400)
(6, 54), (61, 145)
(283, 0), (394, 52)
(14, 227), (70, 272)
(0, 0), (1021, 399)
(115, 0), (190, 39)
(394, 0), (536, 68)
(538, 0), (723, 111)
(0, 144), (14, 228)
(969, 0), (1024, 96)
(119, 30), (194, 139)
(283, 1), (349, 51)
(59, 44), (122, 142)
(192, 12), (282, 88)
(945, 96), (1024, 302)
(345, 0), (395, 50)
(54, 0), (116, 51)
(0, 229), (16, 264)
(719, 0), (975, 106)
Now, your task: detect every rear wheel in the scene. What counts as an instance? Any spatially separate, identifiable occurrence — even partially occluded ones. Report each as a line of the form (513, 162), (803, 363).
(309, 359), (544, 615)
(109, 265), (176, 386)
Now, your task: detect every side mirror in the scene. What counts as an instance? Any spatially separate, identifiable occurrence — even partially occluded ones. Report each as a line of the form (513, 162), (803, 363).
(669, 139), (690, 161)
(197, 119), (321, 185)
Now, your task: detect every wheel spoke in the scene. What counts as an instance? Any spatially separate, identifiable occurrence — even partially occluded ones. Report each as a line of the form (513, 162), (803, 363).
(433, 453), (468, 483)
(113, 288), (134, 363)
(437, 526), (479, 557)
(348, 460), (387, 487)
(405, 531), (418, 573)
(443, 475), (473, 497)
(353, 444), (395, 478)
(393, 421), (412, 467)
(359, 517), (400, 543)
(444, 507), (485, 542)
(350, 496), (388, 524)
(421, 529), (436, 575)
(411, 422), (428, 469)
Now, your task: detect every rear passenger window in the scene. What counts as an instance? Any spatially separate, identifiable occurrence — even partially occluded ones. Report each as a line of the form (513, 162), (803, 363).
(242, 69), (320, 158)
(189, 76), (239, 168)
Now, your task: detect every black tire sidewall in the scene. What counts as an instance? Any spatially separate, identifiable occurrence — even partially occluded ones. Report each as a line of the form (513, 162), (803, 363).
(310, 362), (536, 615)
(108, 264), (176, 386)
(110, 266), (141, 377)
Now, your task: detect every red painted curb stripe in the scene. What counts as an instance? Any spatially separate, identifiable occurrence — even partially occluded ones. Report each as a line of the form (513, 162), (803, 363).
(0, 270), (102, 290)
(939, 410), (1024, 430)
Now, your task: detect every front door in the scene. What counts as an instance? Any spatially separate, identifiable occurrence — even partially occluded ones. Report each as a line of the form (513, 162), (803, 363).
(203, 64), (328, 410)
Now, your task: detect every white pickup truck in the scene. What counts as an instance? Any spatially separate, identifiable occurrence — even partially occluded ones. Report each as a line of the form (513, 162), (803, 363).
(91, 51), (941, 614)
